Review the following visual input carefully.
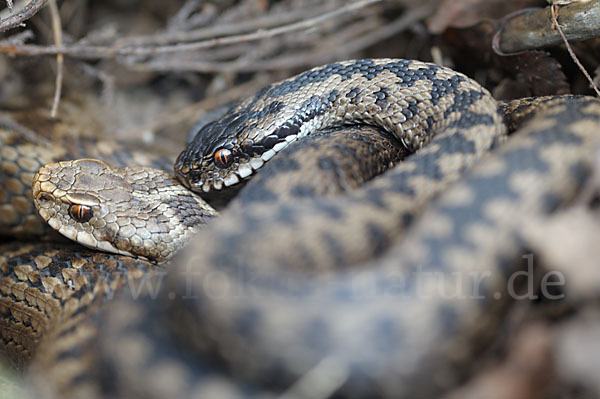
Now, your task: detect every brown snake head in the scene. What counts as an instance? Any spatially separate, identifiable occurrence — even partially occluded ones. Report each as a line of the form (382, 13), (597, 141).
(32, 159), (217, 263)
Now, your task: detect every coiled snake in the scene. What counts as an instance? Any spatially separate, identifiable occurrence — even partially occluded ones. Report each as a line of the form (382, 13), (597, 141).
(1, 59), (600, 398)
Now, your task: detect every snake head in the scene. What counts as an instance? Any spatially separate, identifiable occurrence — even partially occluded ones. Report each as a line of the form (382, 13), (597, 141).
(174, 114), (267, 195)
(174, 98), (300, 196)
(32, 159), (214, 263)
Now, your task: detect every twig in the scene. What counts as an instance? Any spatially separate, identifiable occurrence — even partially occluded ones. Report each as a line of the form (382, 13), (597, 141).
(166, 0), (202, 32)
(324, 1), (436, 60)
(48, 0), (62, 117)
(118, 6), (330, 46)
(0, 0), (47, 32)
(0, 0), (382, 58)
(0, 113), (51, 146)
(493, 0), (600, 54)
(550, 4), (600, 97)
(128, 1), (435, 73)
(255, 0), (435, 69)
(77, 62), (116, 105)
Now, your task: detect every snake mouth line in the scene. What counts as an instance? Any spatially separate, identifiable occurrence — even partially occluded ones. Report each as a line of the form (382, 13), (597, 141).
(58, 222), (137, 258)
(37, 203), (138, 259)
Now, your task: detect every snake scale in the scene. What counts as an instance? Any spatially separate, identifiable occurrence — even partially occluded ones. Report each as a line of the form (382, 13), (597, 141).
(1, 58), (599, 398)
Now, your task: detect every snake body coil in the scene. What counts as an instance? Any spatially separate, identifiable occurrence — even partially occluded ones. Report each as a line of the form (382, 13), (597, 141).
(175, 59), (505, 201)
(1, 59), (599, 398)
(162, 98), (600, 398)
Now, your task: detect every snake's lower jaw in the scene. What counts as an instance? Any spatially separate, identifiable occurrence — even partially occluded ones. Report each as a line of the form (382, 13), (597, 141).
(195, 174), (240, 193)
(184, 163), (263, 193)
(177, 150), (275, 195)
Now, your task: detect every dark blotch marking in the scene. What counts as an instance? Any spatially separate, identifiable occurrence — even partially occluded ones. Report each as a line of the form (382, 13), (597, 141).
(234, 308), (261, 339)
(437, 304), (459, 333)
(289, 184), (317, 198)
(374, 87), (389, 107)
(400, 211), (414, 228)
(365, 222), (390, 256)
(320, 230), (345, 265)
(272, 204), (300, 225)
(315, 200), (344, 220)
(274, 123), (300, 139)
(346, 87), (362, 104)
(235, 185), (279, 205)
(262, 134), (282, 149)
(442, 91), (486, 122)
(569, 161), (591, 187)
(346, 87), (361, 99)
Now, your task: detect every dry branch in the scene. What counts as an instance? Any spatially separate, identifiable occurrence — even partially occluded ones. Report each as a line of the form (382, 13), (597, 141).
(549, 3), (600, 96)
(493, 0), (600, 54)
(0, 0), (382, 59)
(128, 1), (436, 73)
(0, 0), (47, 32)
(48, 0), (62, 117)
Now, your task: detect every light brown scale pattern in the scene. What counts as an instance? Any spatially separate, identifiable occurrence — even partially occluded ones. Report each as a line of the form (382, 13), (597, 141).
(33, 159), (217, 263)
(0, 112), (173, 238)
(0, 242), (158, 373)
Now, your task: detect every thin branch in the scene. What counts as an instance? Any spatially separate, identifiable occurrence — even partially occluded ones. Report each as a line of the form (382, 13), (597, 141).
(0, 0), (382, 58)
(77, 62), (116, 105)
(48, 0), (63, 117)
(550, 4), (600, 97)
(0, 113), (51, 146)
(0, 0), (47, 32)
(117, 6), (333, 47)
(493, 0), (600, 54)
(126, 1), (435, 73)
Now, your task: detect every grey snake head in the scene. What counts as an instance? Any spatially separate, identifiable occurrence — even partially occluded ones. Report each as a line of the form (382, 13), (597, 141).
(172, 58), (490, 196)
(174, 99), (298, 195)
(175, 111), (263, 193)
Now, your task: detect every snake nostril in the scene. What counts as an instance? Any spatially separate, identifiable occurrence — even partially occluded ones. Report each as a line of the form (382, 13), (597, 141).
(38, 194), (52, 203)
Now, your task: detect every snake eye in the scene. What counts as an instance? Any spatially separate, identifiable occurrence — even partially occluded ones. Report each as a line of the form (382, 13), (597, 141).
(69, 204), (93, 223)
(214, 148), (234, 169)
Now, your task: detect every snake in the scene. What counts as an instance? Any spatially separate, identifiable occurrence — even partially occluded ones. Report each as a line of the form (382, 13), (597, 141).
(0, 58), (599, 398)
